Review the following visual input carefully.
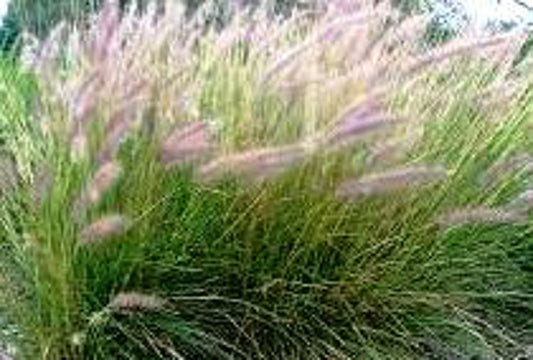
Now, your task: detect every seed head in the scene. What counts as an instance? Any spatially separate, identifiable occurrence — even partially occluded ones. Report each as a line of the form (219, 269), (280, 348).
(108, 292), (165, 313)
(86, 162), (123, 205)
(160, 122), (212, 167)
(80, 214), (129, 244)
(403, 34), (514, 76)
(436, 206), (527, 227)
(200, 144), (306, 182)
(91, 0), (120, 64)
(483, 153), (532, 187)
(337, 164), (447, 198)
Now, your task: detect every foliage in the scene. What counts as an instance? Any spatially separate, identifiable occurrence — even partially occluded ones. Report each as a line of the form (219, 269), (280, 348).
(1, 1), (532, 359)
(0, 5), (21, 55)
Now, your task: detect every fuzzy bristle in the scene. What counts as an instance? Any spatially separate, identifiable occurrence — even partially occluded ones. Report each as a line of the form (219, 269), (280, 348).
(436, 206), (527, 227)
(80, 214), (129, 244)
(160, 121), (213, 167)
(337, 164), (447, 198)
(108, 292), (165, 313)
(200, 144), (306, 182)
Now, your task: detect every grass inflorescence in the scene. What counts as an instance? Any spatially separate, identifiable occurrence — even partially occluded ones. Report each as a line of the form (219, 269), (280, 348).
(0, 0), (532, 359)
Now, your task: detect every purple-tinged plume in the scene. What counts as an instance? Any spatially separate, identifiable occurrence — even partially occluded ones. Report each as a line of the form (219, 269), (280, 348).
(160, 122), (212, 167)
(86, 162), (123, 205)
(258, 12), (373, 87)
(73, 161), (122, 219)
(200, 144), (306, 182)
(403, 34), (518, 77)
(108, 292), (166, 313)
(324, 98), (406, 147)
(72, 70), (103, 123)
(91, 0), (120, 64)
(436, 206), (527, 227)
(337, 164), (447, 198)
(482, 153), (532, 187)
(96, 106), (140, 165)
(80, 214), (130, 244)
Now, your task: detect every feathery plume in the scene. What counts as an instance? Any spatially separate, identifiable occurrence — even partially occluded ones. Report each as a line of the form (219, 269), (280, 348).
(86, 162), (123, 205)
(73, 161), (122, 217)
(91, 0), (120, 64)
(34, 22), (67, 73)
(483, 153), (532, 186)
(366, 135), (418, 166)
(200, 144), (306, 182)
(72, 70), (103, 123)
(96, 105), (140, 165)
(337, 164), (447, 198)
(258, 12), (374, 87)
(80, 214), (129, 244)
(324, 98), (405, 147)
(403, 33), (517, 77)
(436, 206), (527, 227)
(160, 122), (212, 167)
(108, 292), (166, 313)
(371, 126), (423, 163)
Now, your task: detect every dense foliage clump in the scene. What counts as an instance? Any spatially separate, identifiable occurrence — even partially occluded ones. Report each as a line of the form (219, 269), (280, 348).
(0, 0), (531, 359)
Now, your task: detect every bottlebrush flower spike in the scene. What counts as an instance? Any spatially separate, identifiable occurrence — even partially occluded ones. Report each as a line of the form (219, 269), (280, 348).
(91, 0), (120, 64)
(200, 145), (306, 182)
(80, 214), (130, 244)
(108, 292), (166, 313)
(337, 164), (447, 198)
(96, 104), (141, 165)
(366, 133), (420, 166)
(324, 98), (406, 147)
(482, 153), (532, 186)
(436, 206), (527, 227)
(72, 70), (103, 123)
(34, 21), (67, 73)
(160, 122), (212, 167)
(258, 12), (374, 87)
(85, 162), (123, 206)
(403, 33), (519, 77)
